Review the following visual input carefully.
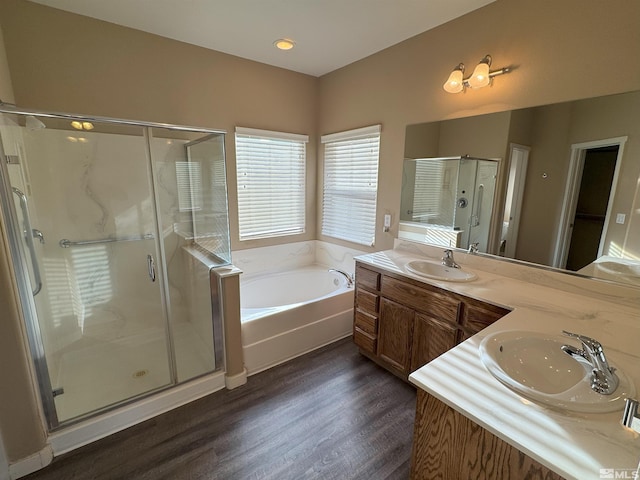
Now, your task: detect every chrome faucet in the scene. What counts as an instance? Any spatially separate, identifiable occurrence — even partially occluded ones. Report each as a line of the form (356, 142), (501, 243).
(468, 242), (479, 254)
(328, 269), (354, 288)
(442, 249), (460, 269)
(561, 330), (619, 395)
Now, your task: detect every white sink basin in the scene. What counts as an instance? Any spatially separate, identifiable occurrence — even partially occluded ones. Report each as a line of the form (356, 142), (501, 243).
(479, 330), (635, 413)
(405, 260), (477, 282)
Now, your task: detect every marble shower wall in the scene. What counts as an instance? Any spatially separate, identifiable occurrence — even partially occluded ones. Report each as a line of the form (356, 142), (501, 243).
(20, 126), (190, 386)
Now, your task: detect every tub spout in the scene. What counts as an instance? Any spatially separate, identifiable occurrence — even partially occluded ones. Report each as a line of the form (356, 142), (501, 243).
(328, 269), (354, 288)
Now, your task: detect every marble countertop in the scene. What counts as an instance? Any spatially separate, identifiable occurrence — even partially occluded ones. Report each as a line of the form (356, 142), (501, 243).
(355, 243), (640, 480)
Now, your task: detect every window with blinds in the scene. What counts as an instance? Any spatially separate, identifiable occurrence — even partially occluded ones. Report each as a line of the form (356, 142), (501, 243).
(411, 160), (444, 221)
(321, 125), (381, 246)
(235, 127), (308, 241)
(176, 161), (203, 212)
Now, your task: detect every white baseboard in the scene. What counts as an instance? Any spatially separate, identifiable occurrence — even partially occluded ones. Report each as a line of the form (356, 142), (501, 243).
(49, 372), (226, 456)
(243, 310), (352, 376)
(225, 368), (248, 389)
(8, 444), (52, 480)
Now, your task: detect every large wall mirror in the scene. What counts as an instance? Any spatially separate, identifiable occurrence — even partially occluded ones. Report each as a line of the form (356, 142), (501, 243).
(402, 90), (640, 287)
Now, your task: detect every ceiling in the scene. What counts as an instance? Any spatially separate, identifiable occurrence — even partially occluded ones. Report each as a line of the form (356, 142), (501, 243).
(30, 0), (494, 77)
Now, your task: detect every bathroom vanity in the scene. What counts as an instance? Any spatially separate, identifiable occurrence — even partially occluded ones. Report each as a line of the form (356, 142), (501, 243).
(353, 262), (509, 378)
(353, 241), (640, 480)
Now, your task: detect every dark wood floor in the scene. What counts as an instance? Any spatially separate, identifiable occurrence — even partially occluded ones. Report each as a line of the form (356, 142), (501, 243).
(26, 338), (417, 480)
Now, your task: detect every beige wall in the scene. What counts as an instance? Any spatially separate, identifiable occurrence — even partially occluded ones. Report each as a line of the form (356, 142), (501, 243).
(0, 21), (48, 463)
(518, 102), (574, 264)
(0, 22), (13, 105)
(514, 91), (640, 265)
(568, 92), (640, 260)
(0, 0), (319, 465)
(318, 0), (640, 252)
(0, 0), (319, 254)
(1, 0), (640, 467)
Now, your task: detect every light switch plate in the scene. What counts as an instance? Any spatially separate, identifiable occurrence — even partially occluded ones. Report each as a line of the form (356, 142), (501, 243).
(616, 213), (626, 224)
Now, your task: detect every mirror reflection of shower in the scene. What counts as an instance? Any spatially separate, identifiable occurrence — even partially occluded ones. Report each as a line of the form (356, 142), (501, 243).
(25, 115), (46, 131)
(400, 155), (499, 252)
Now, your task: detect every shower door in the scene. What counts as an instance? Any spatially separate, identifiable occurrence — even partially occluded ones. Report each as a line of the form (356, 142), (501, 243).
(0, 113), (173, 427)
(456, 159), (498, 251)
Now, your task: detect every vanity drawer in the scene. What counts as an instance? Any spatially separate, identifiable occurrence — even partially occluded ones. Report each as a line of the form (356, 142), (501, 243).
(381, 276), (459, 322)
(356, 265), (381, 291)
(353, 327), (377, 354)
(356, 289), (379, 314)
(355, 310), (378, 336)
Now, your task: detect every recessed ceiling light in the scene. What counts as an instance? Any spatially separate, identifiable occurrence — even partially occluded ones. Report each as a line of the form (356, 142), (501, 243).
(274, 38), (295, 51)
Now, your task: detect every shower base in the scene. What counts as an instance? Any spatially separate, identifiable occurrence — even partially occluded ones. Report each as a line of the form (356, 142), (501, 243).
(53, 322), (215, 423)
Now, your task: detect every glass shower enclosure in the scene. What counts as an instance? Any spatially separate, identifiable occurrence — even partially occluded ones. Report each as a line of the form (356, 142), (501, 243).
(400, 156), (499, 251)
(0, 106), (230, 429)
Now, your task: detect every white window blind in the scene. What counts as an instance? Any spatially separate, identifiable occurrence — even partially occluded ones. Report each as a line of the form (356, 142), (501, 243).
(235, 127), (308, 241)
(321, 125), (381, 246)
(175, 161), (203, 212)
(411, 160), (443, 221)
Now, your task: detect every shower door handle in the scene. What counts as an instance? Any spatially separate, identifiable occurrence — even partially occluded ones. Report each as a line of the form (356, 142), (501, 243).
(12, 187), (43, 296)
(471, 184), (484, 227)
(147, 254), (156, 282)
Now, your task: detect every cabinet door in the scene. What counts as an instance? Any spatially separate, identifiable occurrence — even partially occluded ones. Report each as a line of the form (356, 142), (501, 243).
(411, 313), (459, 371)
(378, 298), (414, 375)
(460, 300), (510, 336)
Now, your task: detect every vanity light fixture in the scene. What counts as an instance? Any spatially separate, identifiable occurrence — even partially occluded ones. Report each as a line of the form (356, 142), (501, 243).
(274, 38), (295, 51)
(443, 55), (511, 93)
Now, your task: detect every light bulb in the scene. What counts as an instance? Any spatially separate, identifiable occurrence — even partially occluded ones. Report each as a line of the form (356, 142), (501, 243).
(468, 56), (492, 89)
(443, 64), (465, 94)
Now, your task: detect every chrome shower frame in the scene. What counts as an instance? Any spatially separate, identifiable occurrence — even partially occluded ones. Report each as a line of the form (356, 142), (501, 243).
(0, 103), (227, 430)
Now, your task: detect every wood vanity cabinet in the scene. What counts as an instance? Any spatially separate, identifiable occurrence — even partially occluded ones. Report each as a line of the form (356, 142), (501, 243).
(410, 313), (458, 372)
(377, 298), (413, 373)
(353, 265), (381, 355)
(353, 261), (510, 379)
(410, 390), (563, 480)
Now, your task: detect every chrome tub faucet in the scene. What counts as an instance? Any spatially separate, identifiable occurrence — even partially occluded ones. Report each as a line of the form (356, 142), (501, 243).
(328, 269), (354, 288)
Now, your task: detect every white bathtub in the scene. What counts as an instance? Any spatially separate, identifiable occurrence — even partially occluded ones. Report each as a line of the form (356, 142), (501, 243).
(240, 265), (354, 374)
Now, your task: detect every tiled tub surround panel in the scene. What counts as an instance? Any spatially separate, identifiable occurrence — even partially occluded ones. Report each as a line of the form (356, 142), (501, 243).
(315, 241), (366, 276)
(398, 222), (463, 249)
(355, 247), (640, 480)
(232, 241), (316, 276)
(232, 240), (365, 277)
